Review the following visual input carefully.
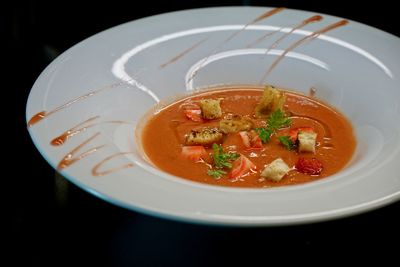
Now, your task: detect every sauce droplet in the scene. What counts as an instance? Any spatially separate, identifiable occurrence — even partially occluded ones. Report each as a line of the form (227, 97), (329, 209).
(28, 111), (46, 127)
(252, 7), (286, 24)
(303, 15), (323, 24)
(51, 133), (69, 146)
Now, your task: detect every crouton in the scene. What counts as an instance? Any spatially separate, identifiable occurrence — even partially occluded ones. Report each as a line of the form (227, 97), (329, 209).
(255, 85), (285, 118)
(219, 115), (253, 134)
(261, 158), (290, 182)
(185, 128), (223, 146)
(199, 99), (222, 119)
(298, 131), (317, 153)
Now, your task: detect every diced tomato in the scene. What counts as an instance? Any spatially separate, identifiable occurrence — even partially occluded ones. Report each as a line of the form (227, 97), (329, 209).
(239, 131), (251, 148)
(183, 108), (203, 122)
(239, 131), (263, 150)
(181, 146), (207, 161)
(295, 157), (323, 175)
(250, 134), (263, 149)
(288, 127), (314, 142)
(229, 154), (256, 179)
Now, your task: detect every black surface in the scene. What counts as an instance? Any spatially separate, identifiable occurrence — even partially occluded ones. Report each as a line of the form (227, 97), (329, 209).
(9, 0), (399, 265)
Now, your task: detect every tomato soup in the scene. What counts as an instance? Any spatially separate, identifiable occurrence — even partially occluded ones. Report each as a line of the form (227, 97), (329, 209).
(141, 87), (356, 188)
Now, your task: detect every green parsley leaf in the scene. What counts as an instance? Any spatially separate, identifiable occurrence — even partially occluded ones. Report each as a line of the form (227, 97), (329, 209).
(207, 169), (227, 179)
(211, 143), (239, 169)
(278, 136), (295, 150)
(254, 127), (273, 143)
(207, 144), (239, 178)
(267, 109), (292, 131)
(255, 109), (292, 143)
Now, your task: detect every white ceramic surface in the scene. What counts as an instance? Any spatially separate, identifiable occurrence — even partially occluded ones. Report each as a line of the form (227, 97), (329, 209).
(26, 7), (400, 226)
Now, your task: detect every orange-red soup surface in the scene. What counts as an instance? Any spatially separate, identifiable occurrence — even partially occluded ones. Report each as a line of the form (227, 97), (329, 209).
(142, 87), (356, 188)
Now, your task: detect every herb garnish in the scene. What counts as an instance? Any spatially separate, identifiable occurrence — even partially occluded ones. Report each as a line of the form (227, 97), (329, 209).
(254, 127), (273, 143)
(255, 109), (291, 143)
(278, 136), (295, 150)
(207, 144), (239, 178)
(207, 169), (227, 178)
(211, 143), (239, 169)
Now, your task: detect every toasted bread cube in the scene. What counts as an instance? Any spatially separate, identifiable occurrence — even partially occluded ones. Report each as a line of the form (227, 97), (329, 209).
(255, 85), (285, 118)
(298, 131), (317, 153)
(219, 115), (253, 133)
(261, 158), (290, 182)
(199, 99), (222, 119)
(185, 128), (223, 146)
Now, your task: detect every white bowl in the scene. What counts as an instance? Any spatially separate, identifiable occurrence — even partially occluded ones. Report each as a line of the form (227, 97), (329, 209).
(26, 6), (400, 226)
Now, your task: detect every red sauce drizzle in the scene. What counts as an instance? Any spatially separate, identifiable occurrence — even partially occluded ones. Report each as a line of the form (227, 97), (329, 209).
(266, 15), (323, 52)
(259, 19), (349, 83)
(188, 7), (285, 82)
(51, 117), (131, 146)
(160, 38), (208, 68)
(252, 7), (286, 24)
(57, 132), (105, 170)
(225, 7), (286, 43)
(303, 15), (324, 24)
(92, 152), (135, 176)
(27, 80), (129, 128)
(247, 30), (281, 48)
(248, 14), (322, 48)
(51, 116), (100, 146)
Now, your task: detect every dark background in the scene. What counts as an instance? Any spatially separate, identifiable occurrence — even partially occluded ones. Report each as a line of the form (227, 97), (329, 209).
(8, 0), (399, 265)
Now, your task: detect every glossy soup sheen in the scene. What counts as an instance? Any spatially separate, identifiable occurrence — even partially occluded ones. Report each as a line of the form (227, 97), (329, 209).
(141, 87), (356, 188)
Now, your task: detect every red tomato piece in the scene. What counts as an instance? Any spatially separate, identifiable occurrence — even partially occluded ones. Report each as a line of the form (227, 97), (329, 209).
(181, 146), (207, 161)
(250, 134), (263, 149)
(239, 131), (263, 150)
(183, 108), (203, 122)
(229, 154), (256, 179)
(295, 157), (323, 175)
(239, 131), (251, 148)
